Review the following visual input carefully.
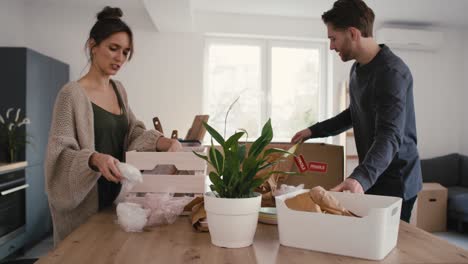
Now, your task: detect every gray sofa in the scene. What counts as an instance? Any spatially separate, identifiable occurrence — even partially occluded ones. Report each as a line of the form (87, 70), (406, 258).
(421, 153), (468, 231)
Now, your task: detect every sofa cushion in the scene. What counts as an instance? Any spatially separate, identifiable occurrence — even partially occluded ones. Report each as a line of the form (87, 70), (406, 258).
(460, 155), (468, 188)
(447, 186), (468, 215)
(421, 153), (459, 187)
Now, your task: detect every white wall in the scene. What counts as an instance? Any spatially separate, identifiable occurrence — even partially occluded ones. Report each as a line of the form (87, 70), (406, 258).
(6, 4), (467, 157)
(390, 29), (465, 158)
(23, 3), (204, 135)
(0, 0), (25, 46)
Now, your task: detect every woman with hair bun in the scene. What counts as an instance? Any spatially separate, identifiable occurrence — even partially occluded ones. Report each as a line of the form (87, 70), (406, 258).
(45, 6), (181, 244)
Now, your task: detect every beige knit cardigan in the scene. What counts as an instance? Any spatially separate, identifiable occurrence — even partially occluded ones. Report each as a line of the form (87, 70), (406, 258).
(45, 80), (162, 245)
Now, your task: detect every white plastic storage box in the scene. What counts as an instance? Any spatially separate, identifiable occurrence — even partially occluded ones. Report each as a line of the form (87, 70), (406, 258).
(275, 190), (402, 260)
(125, 146), (208, 194)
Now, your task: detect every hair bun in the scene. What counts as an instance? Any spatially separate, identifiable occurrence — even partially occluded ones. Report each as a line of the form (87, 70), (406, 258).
(97, 6), (123, 21)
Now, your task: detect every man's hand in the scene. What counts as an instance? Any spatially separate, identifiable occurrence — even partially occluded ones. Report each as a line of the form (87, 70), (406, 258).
(291, 128), (312, 144)
(330, 178), (364, 194)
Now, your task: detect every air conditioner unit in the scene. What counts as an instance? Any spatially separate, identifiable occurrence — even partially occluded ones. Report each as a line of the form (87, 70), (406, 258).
(376, 27), (443, 51)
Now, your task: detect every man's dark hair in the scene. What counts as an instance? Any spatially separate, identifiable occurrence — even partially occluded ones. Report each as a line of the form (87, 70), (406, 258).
(322, 0), (375, 37)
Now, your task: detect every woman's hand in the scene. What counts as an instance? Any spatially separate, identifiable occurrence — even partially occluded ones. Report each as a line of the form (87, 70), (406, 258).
(156, 137), (182, 152)
(89, 152), (122, 183)
(167, 139), (182, 152)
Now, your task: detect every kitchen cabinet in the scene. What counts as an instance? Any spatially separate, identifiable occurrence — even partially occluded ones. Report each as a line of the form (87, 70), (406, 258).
(0, 47), (69, 257)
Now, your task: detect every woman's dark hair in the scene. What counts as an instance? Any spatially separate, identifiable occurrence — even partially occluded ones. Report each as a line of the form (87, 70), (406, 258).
(322, 0), (375, 37)
(87, 6), (134, 60)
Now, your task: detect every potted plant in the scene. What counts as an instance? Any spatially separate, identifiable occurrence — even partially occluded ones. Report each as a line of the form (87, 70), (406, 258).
(193, 119), (296, 248)
(0, 108), (31, 163)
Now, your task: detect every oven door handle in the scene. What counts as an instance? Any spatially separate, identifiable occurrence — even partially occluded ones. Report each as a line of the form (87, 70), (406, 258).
(1, 184), (29, 196)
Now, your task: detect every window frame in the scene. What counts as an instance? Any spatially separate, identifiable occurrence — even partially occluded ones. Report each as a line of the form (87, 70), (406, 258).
(203, 34), (332, 143)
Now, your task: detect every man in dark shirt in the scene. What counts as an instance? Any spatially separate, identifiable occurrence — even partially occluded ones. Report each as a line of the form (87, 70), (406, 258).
(291, 0), (422, 222)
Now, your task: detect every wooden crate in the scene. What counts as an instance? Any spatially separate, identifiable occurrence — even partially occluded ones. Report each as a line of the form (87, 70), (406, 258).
(125, 146), (208, 194)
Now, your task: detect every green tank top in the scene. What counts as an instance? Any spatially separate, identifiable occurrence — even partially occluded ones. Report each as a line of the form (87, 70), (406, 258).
(92, 80), (128, 209)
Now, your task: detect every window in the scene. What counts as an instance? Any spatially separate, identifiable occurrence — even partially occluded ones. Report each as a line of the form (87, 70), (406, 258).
(203, 36), (330, 142)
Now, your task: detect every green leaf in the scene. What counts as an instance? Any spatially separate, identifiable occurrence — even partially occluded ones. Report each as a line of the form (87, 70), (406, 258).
(209, 185), (221, 197)
(258, 161), (276, 171)
(264, 170), (301, 177)
(209, 172), (224, 196)
(241, 156), (258, 178)
(203, 122), (225, 146)
(263, 148), (296, 158)
(209, 171), (223, 186)
(209, 139), (224, 174)
(225, 144), (240, 189)
(225, 131), (245, 150)
(250, 177), (267, 190)
(192, 151), (213, 167)
(248, 119), (273, 158)
(249, 138), (270, 159)
(193, 118), (297, 199)
(237, 144), (246, 164)
(237, 128), (249, 142)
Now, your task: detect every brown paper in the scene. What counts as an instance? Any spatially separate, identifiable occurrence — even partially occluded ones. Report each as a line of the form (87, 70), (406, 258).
(186, 196), (209, 232)
(254, 144), (297, 207)
(285, 192), (322, 212)
(183, 196), (203, 212)
(309, 186), (356, 217)
(284, 186), (359, 217)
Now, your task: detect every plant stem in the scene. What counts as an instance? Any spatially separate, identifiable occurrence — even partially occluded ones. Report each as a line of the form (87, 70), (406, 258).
(224, 95), (240, 138)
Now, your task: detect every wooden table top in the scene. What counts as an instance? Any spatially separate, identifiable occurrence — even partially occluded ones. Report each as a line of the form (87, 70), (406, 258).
(38, 210), (468, 264)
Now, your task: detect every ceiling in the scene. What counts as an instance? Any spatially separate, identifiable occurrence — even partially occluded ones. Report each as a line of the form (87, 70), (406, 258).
(191, 0), (468, 28)
(24, 0), (468, 31)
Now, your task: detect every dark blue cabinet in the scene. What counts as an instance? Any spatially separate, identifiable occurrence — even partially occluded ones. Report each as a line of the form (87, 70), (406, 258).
(0, 48), (69, 257)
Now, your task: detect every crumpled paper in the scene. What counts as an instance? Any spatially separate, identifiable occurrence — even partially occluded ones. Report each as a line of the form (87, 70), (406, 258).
(285, 186), (359, 217)
(255, 145), (297, 207)
(116, 202), (150, 232)
(185, 196), (208, 232)
(114, 163), (143, 204)
(114, 162), (205, 232)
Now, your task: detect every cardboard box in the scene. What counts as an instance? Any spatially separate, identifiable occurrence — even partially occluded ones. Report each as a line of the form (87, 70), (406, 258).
(410, 183), (447, 232)
(210, 142), (344, 190)
(284, 143), (344, 190)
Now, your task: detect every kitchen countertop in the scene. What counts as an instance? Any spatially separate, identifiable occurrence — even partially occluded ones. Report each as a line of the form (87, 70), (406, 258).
(37, 209), (468, 264)
(0, 161), (28, 174)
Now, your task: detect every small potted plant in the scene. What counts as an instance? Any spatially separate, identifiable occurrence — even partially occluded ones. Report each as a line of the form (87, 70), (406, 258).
(193, 119), (296, 248)
(0, 108), (31, 163)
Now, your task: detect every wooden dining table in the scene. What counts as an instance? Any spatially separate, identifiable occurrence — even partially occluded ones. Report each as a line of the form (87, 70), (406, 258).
(37, 209), (468, 264)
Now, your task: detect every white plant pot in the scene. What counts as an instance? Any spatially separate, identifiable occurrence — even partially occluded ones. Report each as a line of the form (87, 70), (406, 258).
(204, 192), (262, 248)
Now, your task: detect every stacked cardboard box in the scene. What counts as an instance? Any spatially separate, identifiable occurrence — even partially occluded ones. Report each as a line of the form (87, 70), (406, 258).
(410, 183), (447, 232)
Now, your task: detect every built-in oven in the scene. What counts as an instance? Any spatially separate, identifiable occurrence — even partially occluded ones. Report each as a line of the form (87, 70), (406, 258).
(0, 169), (28, 246)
